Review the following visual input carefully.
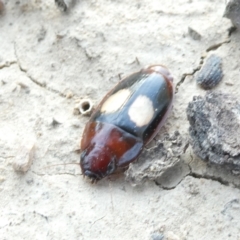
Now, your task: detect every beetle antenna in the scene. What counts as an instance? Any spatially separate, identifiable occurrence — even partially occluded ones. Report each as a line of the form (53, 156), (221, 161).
(42, 163), (79, 169)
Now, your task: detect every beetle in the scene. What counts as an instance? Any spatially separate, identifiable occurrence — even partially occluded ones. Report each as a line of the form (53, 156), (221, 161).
(80, 65), (174, 182)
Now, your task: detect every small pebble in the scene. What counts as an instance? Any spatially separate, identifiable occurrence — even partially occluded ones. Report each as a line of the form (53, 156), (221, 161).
(196, 54), (223, 89)
(66, 91), (73, 99)
(188, 27), (202, 40)
(13, 137), (36, 173)
(51, 117), (63, 126)
(225, 81), (234, 86)
(73, 105), (80, 115)
(17, 81), (28, 89)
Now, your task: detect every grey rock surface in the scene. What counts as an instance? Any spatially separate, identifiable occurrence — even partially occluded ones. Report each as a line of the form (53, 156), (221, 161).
(187, 92), (240, 171)
(224, 0), (240, 29)
(125, 131), (189, 186)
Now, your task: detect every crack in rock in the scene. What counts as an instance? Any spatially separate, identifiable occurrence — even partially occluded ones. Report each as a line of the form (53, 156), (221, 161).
(154, 170), (239, 191)
(175, 56), (205, 93)
(189, 172), (230, 186)
(206, 38), (231, 52)
(153, 155), (240, 190)
(175, 38), (230, 93)
(13, 43), (68, 98)
(0, 61), (17, 69)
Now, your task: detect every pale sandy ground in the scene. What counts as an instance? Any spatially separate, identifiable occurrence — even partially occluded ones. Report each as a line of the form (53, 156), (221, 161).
(1, 1), (240, 239)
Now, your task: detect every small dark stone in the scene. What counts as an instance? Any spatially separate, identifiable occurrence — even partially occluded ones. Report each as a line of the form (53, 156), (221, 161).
(188, 27), (202, 40)
(187, 92), (240, 171)
(51, 117), (62, 127)
(55, 0), (68, 12)
(196, 55), (223, 89)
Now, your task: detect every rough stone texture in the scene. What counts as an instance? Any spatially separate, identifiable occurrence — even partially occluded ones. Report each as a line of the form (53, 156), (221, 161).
(125, 131), (189, 186)
(224, 0), (240, 29)
(195, 54), (223, 89)
(187, 92), (240, 171)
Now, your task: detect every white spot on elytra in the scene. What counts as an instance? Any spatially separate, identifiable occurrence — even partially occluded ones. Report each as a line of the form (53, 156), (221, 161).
(128, 95), (154, 127)
(101, 89), (131, 113)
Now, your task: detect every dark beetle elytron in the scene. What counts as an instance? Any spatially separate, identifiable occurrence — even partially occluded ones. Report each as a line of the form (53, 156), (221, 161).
(80, 65), (174, 181)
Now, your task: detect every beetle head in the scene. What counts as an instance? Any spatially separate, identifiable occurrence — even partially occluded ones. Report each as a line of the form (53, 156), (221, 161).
(80, 144), (116, 182)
